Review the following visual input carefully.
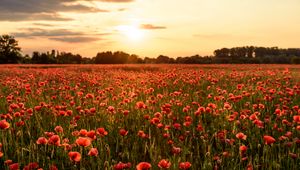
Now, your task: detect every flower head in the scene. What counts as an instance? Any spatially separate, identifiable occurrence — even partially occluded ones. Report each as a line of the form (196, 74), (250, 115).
(158, 159), (171, 169)
(68, 151), (81, 162)
(76, 137), (91, 147)
(136, 162), (151, 170)
(179, 162), (191, 169)
(263, 135), (276, 145)
(0, 119), (10, 129)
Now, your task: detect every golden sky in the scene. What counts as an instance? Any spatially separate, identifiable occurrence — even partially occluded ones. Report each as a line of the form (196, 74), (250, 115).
(0, 0), (300, 58)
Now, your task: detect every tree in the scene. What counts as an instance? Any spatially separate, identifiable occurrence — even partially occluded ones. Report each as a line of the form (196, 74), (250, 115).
(0, 35), (22, 63)
(214, 48), (230, 58)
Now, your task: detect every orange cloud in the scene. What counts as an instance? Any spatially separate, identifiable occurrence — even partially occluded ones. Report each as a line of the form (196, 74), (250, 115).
(140, 24), (167, 30)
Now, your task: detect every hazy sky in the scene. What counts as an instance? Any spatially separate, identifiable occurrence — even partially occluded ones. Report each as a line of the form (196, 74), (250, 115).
(1, 0), (300, 58)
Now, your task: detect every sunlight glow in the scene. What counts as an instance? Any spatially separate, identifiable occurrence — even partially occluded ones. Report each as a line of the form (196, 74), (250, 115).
(116, 25), (145, 41)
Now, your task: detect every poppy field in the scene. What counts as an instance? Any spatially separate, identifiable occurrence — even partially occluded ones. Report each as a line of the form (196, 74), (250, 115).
(0, 64), (300, 170)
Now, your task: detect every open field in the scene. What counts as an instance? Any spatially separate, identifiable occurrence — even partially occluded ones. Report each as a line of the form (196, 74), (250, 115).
(0, 64), (300, 170)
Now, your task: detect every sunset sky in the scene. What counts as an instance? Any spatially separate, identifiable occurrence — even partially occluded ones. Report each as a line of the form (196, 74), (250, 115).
(1, 0), (300, 58)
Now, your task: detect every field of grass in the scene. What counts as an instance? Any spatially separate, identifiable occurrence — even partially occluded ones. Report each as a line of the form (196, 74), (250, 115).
(0, 64), (300, 170)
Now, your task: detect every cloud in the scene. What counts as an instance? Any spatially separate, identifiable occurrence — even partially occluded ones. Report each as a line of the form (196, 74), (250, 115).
(0, 0), (110, 21)
(32, 23), (57, 27)
(98, 0), (134, 2)
(0, 13), (71, 21)
(140, 24), (167, 30)
(11, 28), (108, 43)
(12, 28), (84, 37)
(49, 36), (100, 43)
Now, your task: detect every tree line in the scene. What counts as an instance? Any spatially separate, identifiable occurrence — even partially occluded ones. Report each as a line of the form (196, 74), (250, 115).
(1, 35), (300, 64)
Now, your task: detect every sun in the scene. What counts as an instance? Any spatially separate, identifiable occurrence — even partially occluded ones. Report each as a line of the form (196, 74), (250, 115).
(117, 25), (145, 41)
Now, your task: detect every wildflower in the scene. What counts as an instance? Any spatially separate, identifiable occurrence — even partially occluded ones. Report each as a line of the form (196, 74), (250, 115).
(264, 135), (276, 145)
(158, 159), (171, 169)
(289, 152), (298, 159)
(90, 107), (96, 113)
(79, 129), (88, 136)
(23, 162), (39, 170)
(136, 101), (146, 109)
(87, 130), (97, 140)
(136, 162), (151, 170)
(173, 123), (181, 130)
(49, 164), (58, 170)
(138, 130), (147, 138)
(224, 102), (232, 110)
(68, 151), (81, 162)
(171, 146), (181, 155)
(119, 129), (128, 136)
(76, 137), (91, 147)
(235, 132), (247, 140)
(179, 162), (191, 169)
(0, 119), (10, 129)
(9, 163), (19, 170)
(4, 159), (13, 165)
(88, 148), (98, 156)
(239, 145), (247, 154)
(113, 162), (131, 170)
(97, 127), (108, 137)
(293, 115), (300, 123)
(34, 106), (42, 111)
(107, 106), (115, 113)
(54, 126), (63, 133)
(36, 137), (48, 145)
(48, 135), (60, 146)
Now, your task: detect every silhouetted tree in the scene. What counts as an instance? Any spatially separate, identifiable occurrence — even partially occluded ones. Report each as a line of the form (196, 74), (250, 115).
(156, 55), (173, 63)
(0, 35), (22, 63)
(214, 48), (230, 58)
(57, 52), (82, 64)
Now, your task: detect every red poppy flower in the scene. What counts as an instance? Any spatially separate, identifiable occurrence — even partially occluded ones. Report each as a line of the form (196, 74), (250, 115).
(88, 148), (99, 156)
(239, 145), (247, 153)
(136, 162), (151, 170)
(36, 137), (48, 145)
(76, 137), (91, 147)
(158, 159), (171, 169)
(90, 107), (96, 113)
(236, 132), (247, 140)
(113, 162), (131, 170)
(179, 162), (191, 169)
(48, 135), (60, 146)
(136, 101), (146, 109)
(54, 126), (63, 133)
(49, 164), (58, 170)
(87, 130), (96, 140)
(9, 163), (19, 170)
(4, 159), (13, 165)
(23, 162), (39, 170)
(68, 151), (81, 162)
(97, 127), (108, 137)
(293, 115), (300, 123)
(119, 129), (128, 136)
(263, 135), (276, 145)
(79, 129), (88, 136)
(0, 119), (10, 129)
(171, 146), (181, 155)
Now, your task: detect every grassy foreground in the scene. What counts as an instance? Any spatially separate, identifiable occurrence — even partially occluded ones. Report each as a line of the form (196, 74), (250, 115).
(0, 64), (300, 170)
